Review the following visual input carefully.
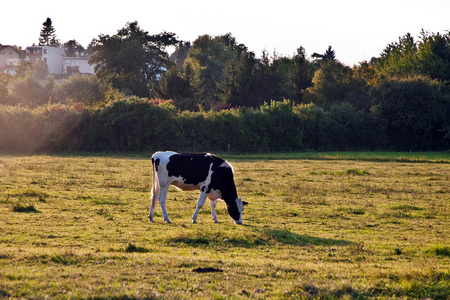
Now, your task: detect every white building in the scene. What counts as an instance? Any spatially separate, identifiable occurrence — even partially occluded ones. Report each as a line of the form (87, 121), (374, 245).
(25, 45), (66, 75)
(0, 44), (20, 75)
(62, 55), (95, 75)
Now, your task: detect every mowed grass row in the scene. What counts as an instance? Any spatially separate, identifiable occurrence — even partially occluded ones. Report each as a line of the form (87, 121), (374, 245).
(0, 153), (449, 299)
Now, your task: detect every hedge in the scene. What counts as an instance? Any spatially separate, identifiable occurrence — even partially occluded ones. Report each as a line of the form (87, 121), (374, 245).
(0, 98), (448, 154)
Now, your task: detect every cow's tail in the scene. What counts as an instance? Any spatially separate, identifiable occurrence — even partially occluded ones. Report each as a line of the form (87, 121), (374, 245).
(151, 155), (159, 199)
(149, 154), (160, 221)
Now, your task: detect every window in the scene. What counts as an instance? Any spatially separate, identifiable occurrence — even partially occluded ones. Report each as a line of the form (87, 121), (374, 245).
(44, 49), (48, 54)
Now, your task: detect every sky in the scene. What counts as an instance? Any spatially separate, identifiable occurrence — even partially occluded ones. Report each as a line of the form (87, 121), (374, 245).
(1, 0), (449, 66)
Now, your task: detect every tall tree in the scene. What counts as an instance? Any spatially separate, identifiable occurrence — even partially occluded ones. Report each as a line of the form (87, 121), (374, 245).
(286, 46), (313, 102)
(248, 50), (283, 106)
(90, 21), (179, 97)
(417, 30), (450, 81)
(182, 33), (257, 107)
(377, 32), (418, 77)
(39, 17), (59, 46)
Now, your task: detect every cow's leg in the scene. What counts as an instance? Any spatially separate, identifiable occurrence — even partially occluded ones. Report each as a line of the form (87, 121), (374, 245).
(148, 186), (159, 222)
(192, 192), (208, 223)
(210, 199), (219, 223)
(158, 187), (171, 223)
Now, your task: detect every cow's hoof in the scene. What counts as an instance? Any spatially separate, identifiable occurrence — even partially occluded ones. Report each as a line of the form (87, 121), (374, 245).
(148, 217), (153, 222)
(192, 219), (197, 224)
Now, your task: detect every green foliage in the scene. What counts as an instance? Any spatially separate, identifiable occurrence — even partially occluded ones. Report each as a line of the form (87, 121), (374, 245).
(54, 74), (108, 105)
(2, 92), (448, 153)
(303, 61), (368, 109)
(8, 75), (49, 107)
(167, 35), (314, 109)
(377, 31), (450, 81)
(371, 76), (448, 150)
(90, 21), (179, 97)
(38, 17), (59, 46)
(1, 29), (450, 152)
(0, 73), (11, 103)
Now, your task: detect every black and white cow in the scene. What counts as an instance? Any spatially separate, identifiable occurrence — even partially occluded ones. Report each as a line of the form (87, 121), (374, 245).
(149, 151), (245, 224)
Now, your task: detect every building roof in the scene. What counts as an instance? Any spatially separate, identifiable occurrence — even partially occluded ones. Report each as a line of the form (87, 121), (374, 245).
(0, 45), (15, 52)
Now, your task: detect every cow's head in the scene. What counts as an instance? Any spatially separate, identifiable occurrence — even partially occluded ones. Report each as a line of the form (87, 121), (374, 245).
(227, 197), (245, 224)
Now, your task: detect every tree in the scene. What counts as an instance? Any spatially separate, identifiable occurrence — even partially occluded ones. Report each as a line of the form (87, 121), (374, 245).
(9, 75), (48, 107)
(170, 42), (191, 70)
(90, 21), (179, 97)
(377, 32), (418, 77)
(303, 61), (368, 109)
(182, 34), (234, 106)
(288, 46), (313, 102)
(312, 46), (336, 62)
(218, 43), (256, 106)
(13, 60), (32, 78)
(63, 40), (85, 57)
(32, 59), (49, 80)
(376, 30), (450, 81)
(417, 30), (450, 81)
(371, 76), (447, 150)
(152, 66), (193, 101)
(0, 73), (11, 105)
(248, 50), (283, 106)
(39, 18), (60, 46)
(54, 74), (107, 105)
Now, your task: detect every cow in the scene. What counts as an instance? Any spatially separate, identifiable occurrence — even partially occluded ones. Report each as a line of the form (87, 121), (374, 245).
(149, 151), (245, 224)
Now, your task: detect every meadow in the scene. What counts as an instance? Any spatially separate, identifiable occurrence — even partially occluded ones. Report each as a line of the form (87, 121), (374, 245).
(0, 152), (449, 299)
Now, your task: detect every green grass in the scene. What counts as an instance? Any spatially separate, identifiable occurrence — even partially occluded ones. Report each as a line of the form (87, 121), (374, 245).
(230, 151), (450, 163)
(0, 153), (449, 299)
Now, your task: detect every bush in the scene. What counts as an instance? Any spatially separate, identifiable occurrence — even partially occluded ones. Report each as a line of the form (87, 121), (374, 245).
(372, 76), (448, 150)
(0, 92), (447, 153)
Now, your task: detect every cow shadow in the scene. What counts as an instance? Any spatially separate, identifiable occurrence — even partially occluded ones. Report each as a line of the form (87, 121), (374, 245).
(258, 228), (353, 247)
(166, 225), (352, 248)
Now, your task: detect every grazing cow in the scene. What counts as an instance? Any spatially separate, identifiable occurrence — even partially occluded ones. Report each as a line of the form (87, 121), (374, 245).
(149, 151), (245, 224)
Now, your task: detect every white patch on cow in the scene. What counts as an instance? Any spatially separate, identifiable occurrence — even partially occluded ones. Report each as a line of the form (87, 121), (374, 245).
(220, 161), (233, 173)
(234, 197), (244, 224)
(200, 162), (214, 190)
(207, 188), (222, 201)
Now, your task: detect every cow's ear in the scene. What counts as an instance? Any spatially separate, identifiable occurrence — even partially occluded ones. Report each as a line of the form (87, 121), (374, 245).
(242, 201), (248, 206)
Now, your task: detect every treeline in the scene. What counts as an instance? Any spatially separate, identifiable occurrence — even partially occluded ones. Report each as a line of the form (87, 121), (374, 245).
(0, 24), (450, 153)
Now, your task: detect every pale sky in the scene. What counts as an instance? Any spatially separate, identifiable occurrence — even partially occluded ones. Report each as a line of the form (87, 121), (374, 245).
(1, 0), (449, 66)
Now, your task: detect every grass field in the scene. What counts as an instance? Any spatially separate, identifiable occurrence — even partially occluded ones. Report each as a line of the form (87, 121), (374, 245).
(0, 152), (449, 299)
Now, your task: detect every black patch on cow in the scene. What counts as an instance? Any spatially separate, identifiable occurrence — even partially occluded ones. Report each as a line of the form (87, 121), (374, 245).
(152, 157), (160, 172)
(209, 165), (240, 220)
(166, 153), (222, 186)
(166, 153), (241, 221)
